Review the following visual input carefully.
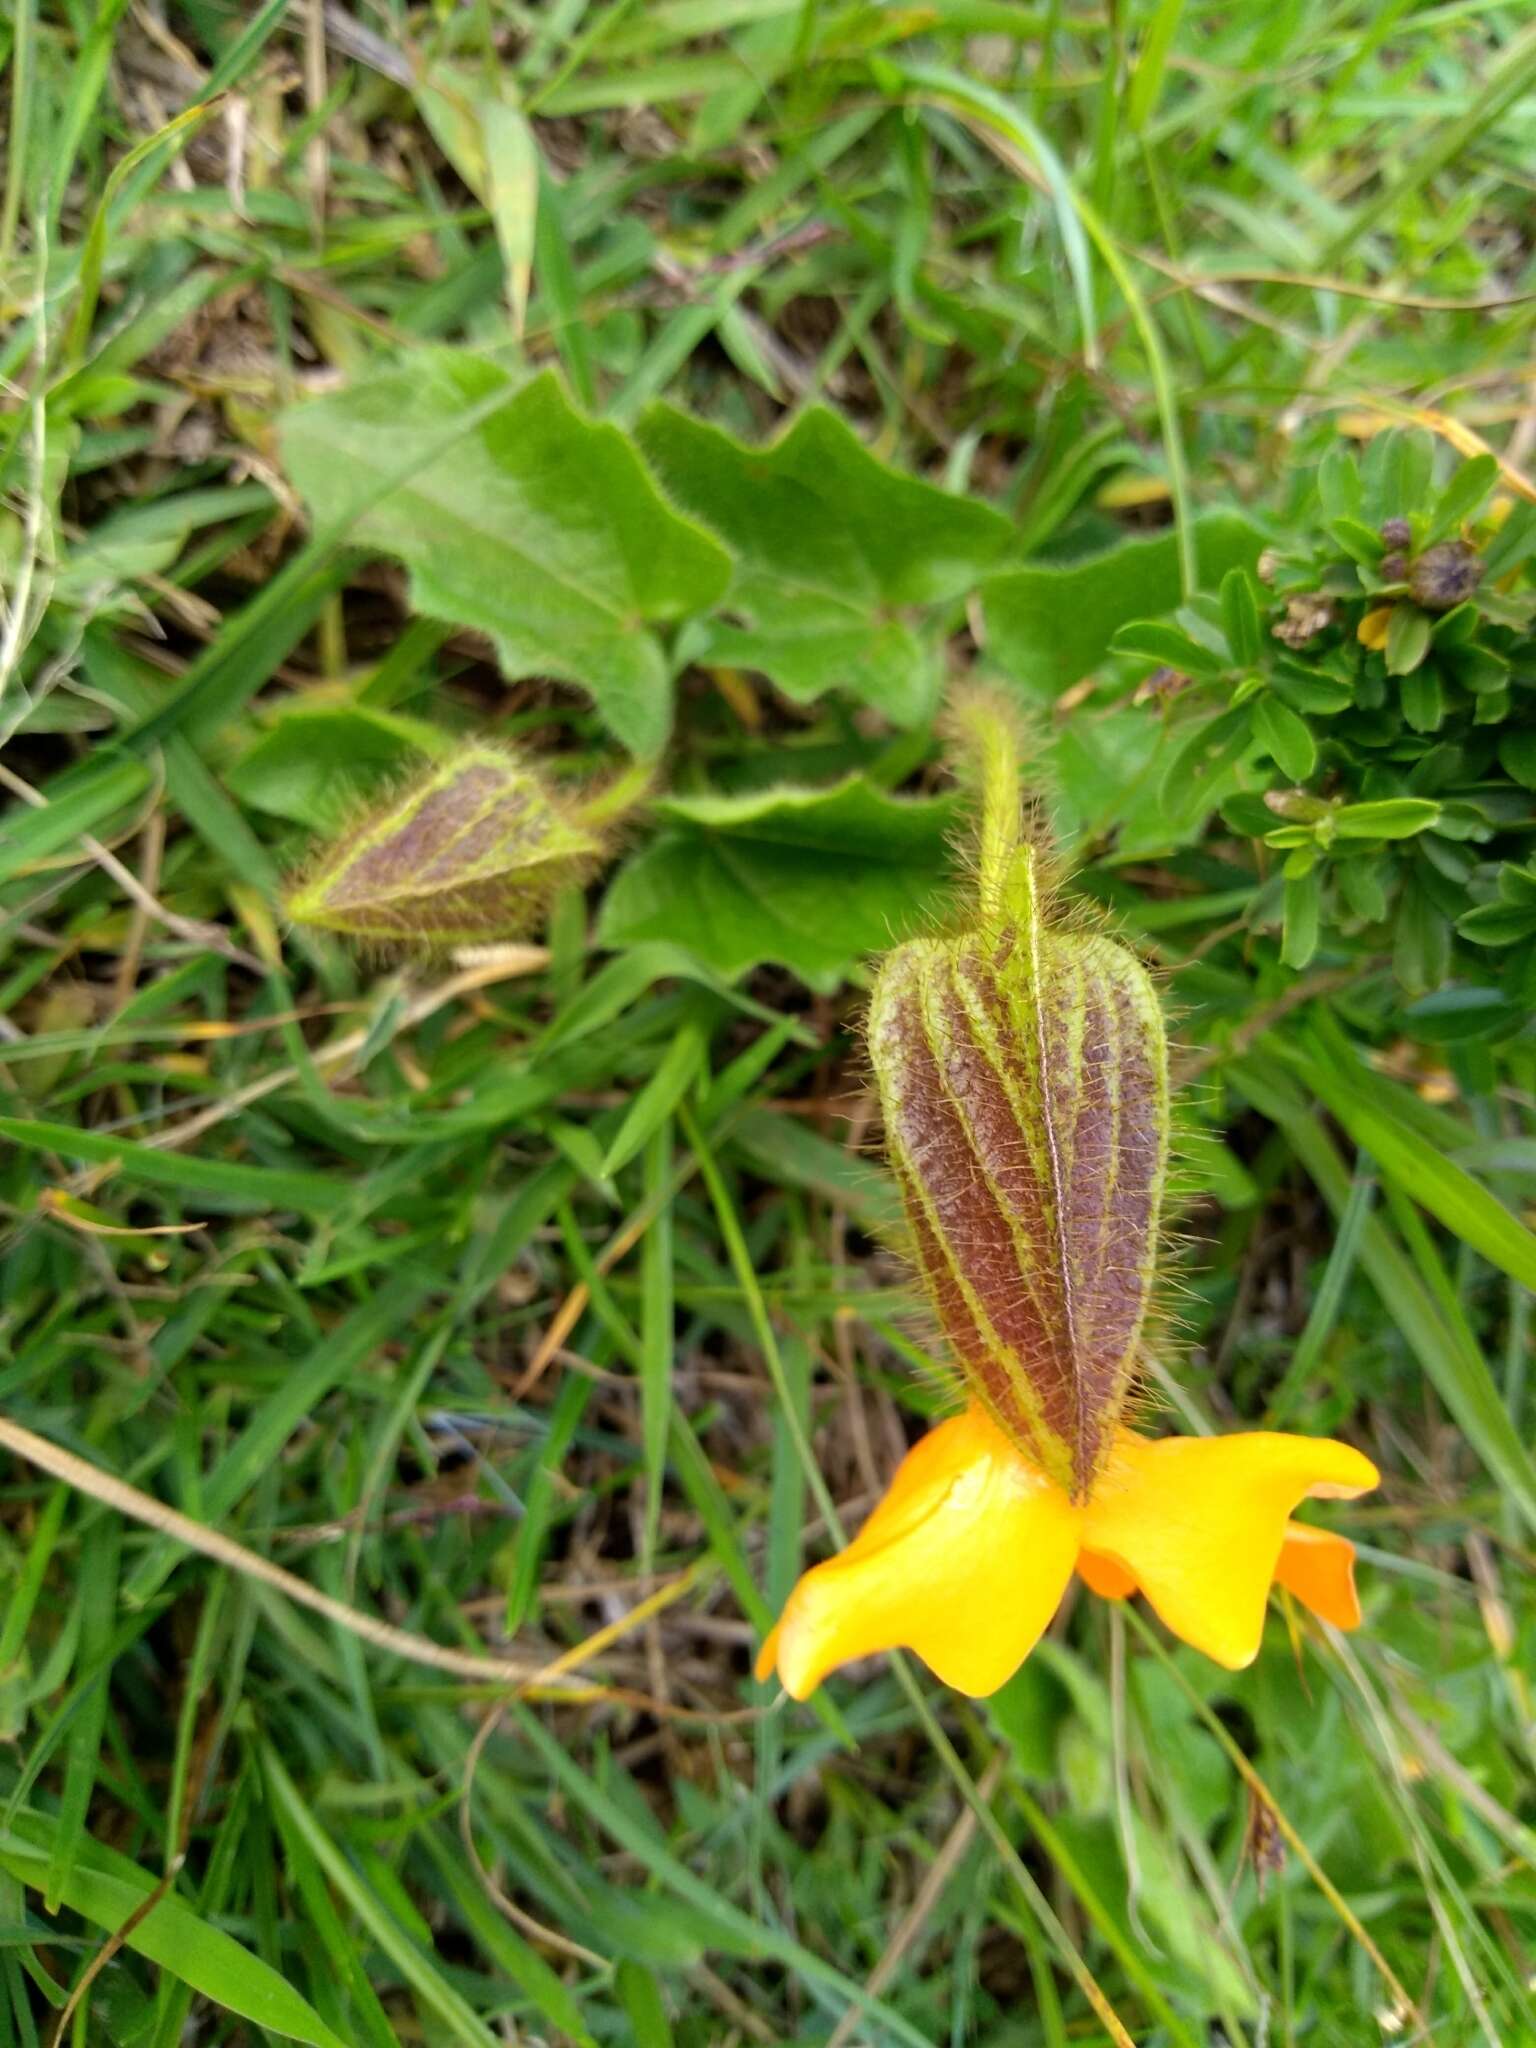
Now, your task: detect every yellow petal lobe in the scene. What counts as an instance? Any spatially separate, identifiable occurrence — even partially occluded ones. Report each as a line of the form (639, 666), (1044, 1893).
(1079, 1520), (1365, 1632)
(1081, 1432), (1378, 1670)
(761, 1405), (1081, 1700)
(1076, 1548), (1137, 1600)
(1274, 1522), (1363, 1630)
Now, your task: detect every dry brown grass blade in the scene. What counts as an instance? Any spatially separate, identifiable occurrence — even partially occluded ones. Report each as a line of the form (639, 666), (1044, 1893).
(125, 947), (549, 1162)
(457, 1564), (708, 1966)
(48, 1856), (184, 2048)
(509, 1161), (699, 1399)
(826, 1753), (1005, 2048)
(1334, 399), (1536, 505)
(0, 1415), (744, 1721)
(0, 1415), (554, 1686)
(1133, 247), (1536, 314)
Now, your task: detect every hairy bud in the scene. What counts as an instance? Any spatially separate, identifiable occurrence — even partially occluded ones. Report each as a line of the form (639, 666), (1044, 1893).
(286, 744), (606, 943)
(869, 844), (1168, 1500)
(1378, 517), (1412, 550)
(1408, 541), (1482, 613)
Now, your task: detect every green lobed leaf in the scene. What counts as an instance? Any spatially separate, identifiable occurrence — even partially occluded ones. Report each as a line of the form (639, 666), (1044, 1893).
(983, 513), (1265, 698)
(637, 401), (1014, 725)
(278, 353), (732, 757)
(597, 774), (957, 989)
(226, 700), (449, 830)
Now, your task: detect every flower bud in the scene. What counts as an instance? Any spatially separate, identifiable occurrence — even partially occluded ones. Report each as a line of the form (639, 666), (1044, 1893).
(286, 744), (605, 944)
(1408, 541), (1482, 612)
(868, 847), (1168, 1500)
(1379, 517), (1412, 550)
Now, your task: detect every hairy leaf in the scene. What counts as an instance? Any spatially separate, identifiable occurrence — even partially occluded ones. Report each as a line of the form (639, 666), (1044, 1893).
(638, 402), (1014, 724)
(983, 513), (1265, 698)
(279, 354), (732, 757)
(597, 775), (957, 989)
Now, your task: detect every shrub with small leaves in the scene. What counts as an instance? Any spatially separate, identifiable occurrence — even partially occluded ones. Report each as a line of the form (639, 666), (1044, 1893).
(1111, 429), (1536, 1014)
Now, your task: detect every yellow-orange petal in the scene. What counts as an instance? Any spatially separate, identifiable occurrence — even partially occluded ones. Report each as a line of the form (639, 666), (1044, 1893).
(1081, 1432), (1378, 1670)
(1078, 1520), (1364, 1631)
(1274, 1522), (1363, 1630)
(1358, 604), (1393, 650)
(759, 1405), (1082, 1700)
(1077, 1549), (1137, 1599)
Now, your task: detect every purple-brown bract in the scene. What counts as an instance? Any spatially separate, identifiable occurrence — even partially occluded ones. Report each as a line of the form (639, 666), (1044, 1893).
(868, 847), (1168, 1499)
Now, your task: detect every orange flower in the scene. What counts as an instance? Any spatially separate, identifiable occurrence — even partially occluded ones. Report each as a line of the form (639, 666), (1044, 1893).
(757, 1402), (1376, 1700)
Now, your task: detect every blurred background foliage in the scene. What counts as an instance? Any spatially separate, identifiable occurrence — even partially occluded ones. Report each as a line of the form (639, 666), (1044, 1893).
(1, 2), (1534, 2043)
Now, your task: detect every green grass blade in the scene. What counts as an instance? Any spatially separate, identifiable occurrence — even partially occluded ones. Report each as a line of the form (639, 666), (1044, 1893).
(0, 1815), (347, 2048)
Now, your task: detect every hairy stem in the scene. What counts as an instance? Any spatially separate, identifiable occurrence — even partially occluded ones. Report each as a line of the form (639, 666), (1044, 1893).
(951, 689), (1024, 924)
